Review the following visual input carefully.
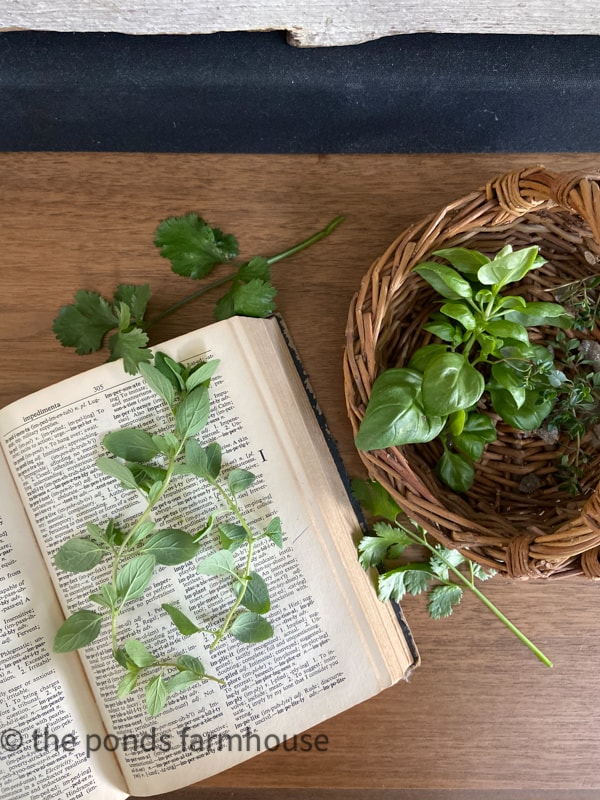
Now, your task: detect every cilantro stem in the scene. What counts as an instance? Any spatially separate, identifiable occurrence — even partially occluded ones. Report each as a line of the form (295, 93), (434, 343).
(144, 215), (344, 330)
(419, 537), (553, 668)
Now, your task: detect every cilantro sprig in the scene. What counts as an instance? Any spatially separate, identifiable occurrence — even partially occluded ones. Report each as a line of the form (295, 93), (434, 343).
(352, 478), (553, 667)
(53, 213), (343, 374)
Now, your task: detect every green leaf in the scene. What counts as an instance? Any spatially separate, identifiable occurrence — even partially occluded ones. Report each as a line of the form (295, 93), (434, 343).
(263, 516), (283, 548)
(54, 610), (103, 652)
(422, 319), (463, 345)
(178, 654), (205, 676)
(227, 468), (256, 495)
(421, 353), (485, 416)
(428, 584), (464, 619)
(355, 368), (446, 451)
(103, 428), (161, 463)
(138, 362), (176, 407)
(490, 385), (555, 430)
(154, 352), (186, 392)
(452, 412), (497, 461)
(407, 344), (450, 372)
(404, 568), (432, 595)
(377, 568), (407, 602)
(433, 247), (491, 274)
(504, 301), (574, 329)
(197, 549), (236, 576)
(114, 301), (131, 331)
(89, 582), (117, 610)
(151, 432), (180, 457)
(146, 675), (169, 717)
(436, 450), (475, 492)
(55, 537), (106, 573)
(214, 291), (236, 321)
(238, 256), (271, 282)
(227, 278), (278, 318)
(357, 522), (414, 569)
(471, 562), (498, 582)
(413, 263), (473, 300)
(219, 523), (248, 551)
(229, 612), (274, 643)
(175, 385), (210, 439)
(53, 290), (117, 354)
(108, 328), (153, 375)
(113, 284), (152, 322)
(161, 603), (202, 635)
(185, 359), (221, 392)
(124, 638), (156, 668)
(491, 361), (527, 409)
(117, 671), (139, 699)
(477, 245), (542, 289)
(439, 302), (477, 330)
(233, 571), (271, 614)
(164, 671), (203, 694)
(154, 213), (239, 279)
(484, 319), (529, 344)
(96, 456), (140, 492)
(116, 554), (156, 604)
(429, 546), (467, 580)
(142, 528), (200, 565)
(350, 478), (402, 522)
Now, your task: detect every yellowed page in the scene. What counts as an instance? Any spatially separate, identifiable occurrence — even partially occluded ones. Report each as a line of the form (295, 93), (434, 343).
(0, 449), (128, 800)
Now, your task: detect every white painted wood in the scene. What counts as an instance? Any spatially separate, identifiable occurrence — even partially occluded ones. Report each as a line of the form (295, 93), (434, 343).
(1, 0), (599, 46)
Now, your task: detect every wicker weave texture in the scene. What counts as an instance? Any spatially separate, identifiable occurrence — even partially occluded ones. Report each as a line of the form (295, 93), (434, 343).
(344, 166), (600, 580)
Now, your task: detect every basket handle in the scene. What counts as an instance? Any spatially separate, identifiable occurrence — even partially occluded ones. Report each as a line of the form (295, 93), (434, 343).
(488, 166), (600, 244)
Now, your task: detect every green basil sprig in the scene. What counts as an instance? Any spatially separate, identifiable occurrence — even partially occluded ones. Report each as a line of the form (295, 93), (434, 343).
(356, 245), (573, 492)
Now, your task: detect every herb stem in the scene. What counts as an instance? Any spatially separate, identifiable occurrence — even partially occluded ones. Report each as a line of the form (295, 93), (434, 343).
(144, 215), (344, 331)
(421, 537), (553, 668)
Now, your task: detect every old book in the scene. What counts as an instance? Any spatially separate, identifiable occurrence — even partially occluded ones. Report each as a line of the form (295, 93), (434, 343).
(0, 314), (418, 800)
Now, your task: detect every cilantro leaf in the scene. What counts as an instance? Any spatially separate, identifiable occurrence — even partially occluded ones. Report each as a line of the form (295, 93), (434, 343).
(237, 256), (271, 282)
(53, 290), (118, 354)
(216, 279), (277, 320)
(113, 284), (151, 322)
(427, 584), (463, 618)
(403, 568), (432, 595)
(108, 328), (153, 375)
(429, 545), (467, 581)
(471, 562), (498, 582)
(377, 568), (407, 603)
(154, 213), (239, 279)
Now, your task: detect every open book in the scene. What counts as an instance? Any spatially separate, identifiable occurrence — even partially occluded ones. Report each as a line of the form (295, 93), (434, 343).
(0, 315), (418, 800)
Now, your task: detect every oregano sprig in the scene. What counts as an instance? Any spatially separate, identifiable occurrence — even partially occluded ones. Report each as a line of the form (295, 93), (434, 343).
(53, 214), (344, 374)
(53, 352), (282, 715)
(352, 478), (553, 667)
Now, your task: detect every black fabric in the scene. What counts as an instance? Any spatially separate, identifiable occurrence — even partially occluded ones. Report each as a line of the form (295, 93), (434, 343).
(1, 29), (600, 152)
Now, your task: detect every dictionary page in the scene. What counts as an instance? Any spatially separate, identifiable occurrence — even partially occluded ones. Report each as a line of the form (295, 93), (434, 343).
(0, 449), (128, 800)
(0, 316), (416, 796)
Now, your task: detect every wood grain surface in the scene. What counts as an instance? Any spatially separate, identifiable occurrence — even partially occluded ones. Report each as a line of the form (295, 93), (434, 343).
(2, 153), (600, 800)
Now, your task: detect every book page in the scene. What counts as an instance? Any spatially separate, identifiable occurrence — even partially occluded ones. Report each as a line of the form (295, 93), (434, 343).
(0, 449), (127, 800)
(0, 316), (414, 796)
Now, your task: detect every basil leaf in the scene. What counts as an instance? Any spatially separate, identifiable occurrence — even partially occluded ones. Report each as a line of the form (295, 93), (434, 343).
(355, 368), (446, 450)
(504, 301), (574, 329)
(439, 302), (477, 330)
(477, 245), (542, 289)
(490, 385), (555, 430)
(413, 263), (473, 300)
(422, 353), (485, 416)
(436, 450), (475, 492)
(407, 344), (449, 372)
(484, 320), (529, 344)
(491, 362), (527, 409)
(452, 412), (497, 460)
(433, 247), (491, 274)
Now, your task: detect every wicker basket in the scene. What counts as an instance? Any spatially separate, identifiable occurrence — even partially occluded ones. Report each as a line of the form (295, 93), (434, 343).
(344, 166), (600, 581)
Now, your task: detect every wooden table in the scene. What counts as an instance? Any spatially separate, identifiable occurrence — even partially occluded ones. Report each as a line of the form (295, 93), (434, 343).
(3, 153), (600, 800)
